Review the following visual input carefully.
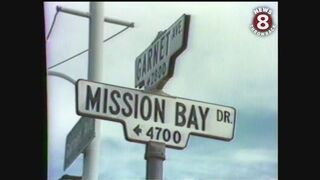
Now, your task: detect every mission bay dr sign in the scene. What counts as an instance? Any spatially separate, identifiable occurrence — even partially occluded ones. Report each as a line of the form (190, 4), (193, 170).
(76, 79), (236, 149)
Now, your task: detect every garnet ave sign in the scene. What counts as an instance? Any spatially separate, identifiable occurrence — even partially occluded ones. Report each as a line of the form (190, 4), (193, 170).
(135, 14), (190, 91)
(76, 79), (236, 149)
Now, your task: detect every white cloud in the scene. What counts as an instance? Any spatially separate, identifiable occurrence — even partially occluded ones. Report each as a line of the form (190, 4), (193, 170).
(232, 149), (277, 164)
(165, 147), (277, 179)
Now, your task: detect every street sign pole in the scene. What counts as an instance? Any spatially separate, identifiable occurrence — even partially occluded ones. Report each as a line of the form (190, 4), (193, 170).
(82, 2), (104, 180)
(138, 17), (188, 178)
(136, 15), (190, 179)
(145, 141), (165, 180)
(144, 89), (166, 180)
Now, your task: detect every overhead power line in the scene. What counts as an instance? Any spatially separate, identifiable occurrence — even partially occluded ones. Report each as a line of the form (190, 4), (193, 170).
(47, 26), (130, 70)
(46, 10), (59, 40)
(46, 6), (134, 40)
(46, 6), (132, 70)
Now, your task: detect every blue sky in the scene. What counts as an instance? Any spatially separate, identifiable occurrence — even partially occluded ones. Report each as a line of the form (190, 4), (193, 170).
(45, 2), (278, 180)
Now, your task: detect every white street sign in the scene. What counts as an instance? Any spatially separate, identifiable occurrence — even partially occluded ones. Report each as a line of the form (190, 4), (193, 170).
(76, 79), (236, 149)
(135, 14), (190, 91)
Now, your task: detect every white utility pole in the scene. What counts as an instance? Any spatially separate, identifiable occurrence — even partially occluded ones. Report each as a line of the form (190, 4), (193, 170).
(82, 2), (104, 180)
(49, 3), (134, 179)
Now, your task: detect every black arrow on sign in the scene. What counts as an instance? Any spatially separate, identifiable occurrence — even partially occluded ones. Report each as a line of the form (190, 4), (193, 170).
(133, 125), (142, 136)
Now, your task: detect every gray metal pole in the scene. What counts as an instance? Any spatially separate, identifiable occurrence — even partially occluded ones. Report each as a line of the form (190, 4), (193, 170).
(145, 142), (166, 180)
(82, 2), (104, 180)
(144, 89), (166, 180)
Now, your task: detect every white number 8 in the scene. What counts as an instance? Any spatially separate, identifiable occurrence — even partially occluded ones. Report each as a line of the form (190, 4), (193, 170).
(257, 14), (269, 30)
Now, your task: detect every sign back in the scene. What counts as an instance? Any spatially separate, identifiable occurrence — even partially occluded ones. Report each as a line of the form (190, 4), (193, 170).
(64, 117), (95, 170)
